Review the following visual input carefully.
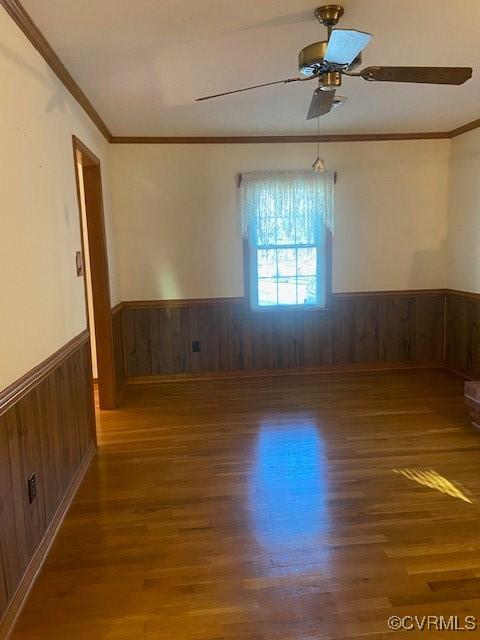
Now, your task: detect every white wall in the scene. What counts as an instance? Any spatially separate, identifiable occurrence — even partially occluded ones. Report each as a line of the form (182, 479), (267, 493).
(110, 140), (450, 301)
(447, 128), (480, 294)
(0, 10), (118, 390)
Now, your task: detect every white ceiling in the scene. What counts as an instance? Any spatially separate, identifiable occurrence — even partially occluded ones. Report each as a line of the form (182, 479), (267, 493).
(21, 0), (480, 135)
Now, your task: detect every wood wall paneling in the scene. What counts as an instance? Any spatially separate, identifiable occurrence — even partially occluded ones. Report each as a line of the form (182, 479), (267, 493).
(446, 292), (480, 378)
(112, 305), (126, 393)
(0, 409), (28, 605)
(121, 292), (446, 378)
(0, 335), (95, 635)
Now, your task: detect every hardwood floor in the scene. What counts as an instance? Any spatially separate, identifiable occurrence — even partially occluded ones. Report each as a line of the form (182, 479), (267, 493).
(10, 370), (480, 639)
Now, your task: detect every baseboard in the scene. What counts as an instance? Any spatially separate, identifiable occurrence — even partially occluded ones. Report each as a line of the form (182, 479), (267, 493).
(115, 380), (126, 405)
(445, 366), (474, 381)
(0, 442), (96, 639)
(125, 360), (447, 385)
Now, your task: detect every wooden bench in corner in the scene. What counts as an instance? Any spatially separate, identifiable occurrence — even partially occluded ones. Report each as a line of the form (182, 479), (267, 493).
(465, 381), (480, 429)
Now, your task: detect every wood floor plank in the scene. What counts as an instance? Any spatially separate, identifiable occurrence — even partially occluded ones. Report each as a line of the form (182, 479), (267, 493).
(10, 369), (480, 639)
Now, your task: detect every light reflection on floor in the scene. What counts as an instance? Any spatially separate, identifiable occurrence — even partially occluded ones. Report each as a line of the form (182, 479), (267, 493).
(248, 422), (329, 554)
(393, 468), (474, 504)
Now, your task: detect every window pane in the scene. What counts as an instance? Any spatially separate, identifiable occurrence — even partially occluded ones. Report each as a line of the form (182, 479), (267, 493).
(297, 247), (317, 276)
(258, 278), (278, 306)
(277, 248), (296, 276)
(257, 249), (277, 277)
(249, 183), (328, 309)
(278, 277), (297, 305)
(297, 276), (317, 305)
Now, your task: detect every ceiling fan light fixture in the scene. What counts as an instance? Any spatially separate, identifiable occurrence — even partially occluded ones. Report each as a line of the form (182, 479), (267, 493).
(332, 95), (347, 108)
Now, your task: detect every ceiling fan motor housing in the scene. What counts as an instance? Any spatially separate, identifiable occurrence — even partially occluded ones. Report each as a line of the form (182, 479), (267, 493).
(299, 42), (342, 90)
(299, 41), (328, 77)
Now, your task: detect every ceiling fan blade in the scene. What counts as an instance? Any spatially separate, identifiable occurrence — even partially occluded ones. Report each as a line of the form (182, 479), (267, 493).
(196, 77), (306, 101)
(359, 66), (472, 85)
(307, 89), (335, 120)
(324, 29), (372, 66)
(251, 8), (314, 29)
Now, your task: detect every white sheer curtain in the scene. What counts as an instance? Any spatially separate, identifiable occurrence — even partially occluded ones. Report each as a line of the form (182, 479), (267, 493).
(239, 170), (334, 240)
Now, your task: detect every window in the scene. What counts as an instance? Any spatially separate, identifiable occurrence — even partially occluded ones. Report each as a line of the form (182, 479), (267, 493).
(241, 171), (334, 310)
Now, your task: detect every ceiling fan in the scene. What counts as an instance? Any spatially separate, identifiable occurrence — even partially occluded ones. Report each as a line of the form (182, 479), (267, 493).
(196, 4), (472, 119)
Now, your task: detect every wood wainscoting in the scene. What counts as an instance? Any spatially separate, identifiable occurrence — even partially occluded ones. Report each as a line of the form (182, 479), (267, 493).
(111, 303), (126, 393)
(446, 290), (480, 379)
(0, 332), (96, 636)
(119, 291), (446, 379)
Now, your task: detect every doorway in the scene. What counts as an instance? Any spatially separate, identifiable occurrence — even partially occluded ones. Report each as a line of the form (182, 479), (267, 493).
(73, 136), (116, 409)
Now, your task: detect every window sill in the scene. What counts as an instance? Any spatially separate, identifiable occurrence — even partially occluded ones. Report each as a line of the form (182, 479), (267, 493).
(243, 305), (335, 316)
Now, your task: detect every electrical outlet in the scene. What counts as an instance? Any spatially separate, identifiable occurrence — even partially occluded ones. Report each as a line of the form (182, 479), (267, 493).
(27, 472), (37, 503)
(192, 341), (200, 353)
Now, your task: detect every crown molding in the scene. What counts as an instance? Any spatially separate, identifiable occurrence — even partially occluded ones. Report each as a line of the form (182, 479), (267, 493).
(1, 0), (112, 141)
(110, 132), (450, 144)
(2, 0), (479, 144)
(448, 118), (480, 138)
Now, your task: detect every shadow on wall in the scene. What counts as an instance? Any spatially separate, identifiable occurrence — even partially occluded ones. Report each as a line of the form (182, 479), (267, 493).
(446, 133), (480, 293)
(123, 164), (243, 301)
(0, 42), (66, 114)
(408, 237), (448, 290)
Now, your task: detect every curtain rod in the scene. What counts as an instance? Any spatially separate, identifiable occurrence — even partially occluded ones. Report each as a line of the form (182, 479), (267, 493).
(237, 171), (338, 188)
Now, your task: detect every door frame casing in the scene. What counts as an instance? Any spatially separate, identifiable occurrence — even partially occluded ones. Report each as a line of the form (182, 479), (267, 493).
(72, 135), (116, 409)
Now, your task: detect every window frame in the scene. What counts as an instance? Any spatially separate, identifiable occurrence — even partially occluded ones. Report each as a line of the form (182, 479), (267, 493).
(243, 228), (333, 313)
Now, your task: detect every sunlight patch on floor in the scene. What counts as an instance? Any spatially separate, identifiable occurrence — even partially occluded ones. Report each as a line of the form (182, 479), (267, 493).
(393, 468), (474, 504)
